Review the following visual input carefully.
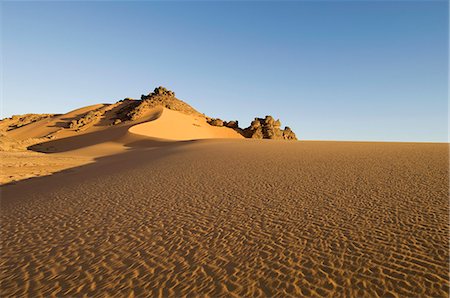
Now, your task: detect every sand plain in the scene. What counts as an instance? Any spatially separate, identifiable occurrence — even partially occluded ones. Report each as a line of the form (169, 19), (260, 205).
(1, 138), (448, 297)
(0, 151), (92, 185)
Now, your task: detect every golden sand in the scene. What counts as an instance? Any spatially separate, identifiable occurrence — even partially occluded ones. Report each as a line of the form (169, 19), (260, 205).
(0, 107), (241, 185)
(0, 151), (92, 185)
(1, 139), (448, 297)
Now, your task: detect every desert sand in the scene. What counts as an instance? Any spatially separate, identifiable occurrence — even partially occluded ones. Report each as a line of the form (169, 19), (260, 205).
(1, 95), (449, 297)
(0, 104), (241, 184)
(1, 140), (449, 296)
(129, 108), (243, 141)
(0, 151), (92, 185)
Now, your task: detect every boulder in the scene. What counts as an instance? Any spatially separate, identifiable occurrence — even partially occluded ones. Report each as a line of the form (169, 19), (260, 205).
(208, 118), (224, 127)
(224, 120), (239, 129)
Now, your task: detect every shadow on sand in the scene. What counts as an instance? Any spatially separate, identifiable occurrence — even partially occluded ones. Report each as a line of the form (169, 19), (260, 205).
(1, 123), (196, 205)
(28, 109), (164, 154)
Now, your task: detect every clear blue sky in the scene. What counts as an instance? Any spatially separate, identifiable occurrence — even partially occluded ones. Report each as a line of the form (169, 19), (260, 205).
(2, 1), (448, 142)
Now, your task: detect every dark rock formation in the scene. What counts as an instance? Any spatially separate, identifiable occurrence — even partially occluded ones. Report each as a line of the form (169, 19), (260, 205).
(111, 86), (298, 141)
(69, 110), (104, 130)
(242, 116), (297, 140)
(282, 126), (297, 140)
(116, 86), (200, 122)
(208, 118), (224, 127)
(142, 86), (175, 98)
(224, 120), (239, 129)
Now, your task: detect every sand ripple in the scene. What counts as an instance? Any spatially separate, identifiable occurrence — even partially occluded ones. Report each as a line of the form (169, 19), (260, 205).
(1, 141), (448, 297)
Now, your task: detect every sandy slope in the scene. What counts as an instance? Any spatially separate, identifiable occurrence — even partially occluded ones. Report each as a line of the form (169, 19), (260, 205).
(129, 108), (243, 140)
(1, 140), (448, 297)
(0, 106), (241, 184)
(6, 104), (107, 141)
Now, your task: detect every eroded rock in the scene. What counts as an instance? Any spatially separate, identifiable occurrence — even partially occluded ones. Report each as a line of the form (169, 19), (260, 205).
(208, 118), (224, 127)
(242, 116), (297, 140)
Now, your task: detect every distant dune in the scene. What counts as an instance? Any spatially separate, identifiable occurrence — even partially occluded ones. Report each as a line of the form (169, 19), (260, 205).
(0, 87), (448, 297)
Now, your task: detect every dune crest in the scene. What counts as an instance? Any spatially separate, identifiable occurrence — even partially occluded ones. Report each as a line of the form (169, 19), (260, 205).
(129, 108), (243, 141)
(1, 86), (298, 146)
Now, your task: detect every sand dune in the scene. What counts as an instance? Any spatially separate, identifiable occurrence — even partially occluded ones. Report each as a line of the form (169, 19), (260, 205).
(1, 140), (448, 297)
(0, 105), (243, 183)
(6, 104), (107, 141)
(129, 108), (243, 140)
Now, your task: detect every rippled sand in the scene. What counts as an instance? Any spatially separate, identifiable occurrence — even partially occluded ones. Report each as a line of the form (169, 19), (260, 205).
(0, 151), (92, 185)
(1, 140), (448, 297)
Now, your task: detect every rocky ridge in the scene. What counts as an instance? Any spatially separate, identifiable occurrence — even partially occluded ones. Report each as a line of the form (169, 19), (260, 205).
(1, 86), (298, 142)
(117, 87), (201, 122)
(207, 116), (297, 140)
(0, 114), (56, 133)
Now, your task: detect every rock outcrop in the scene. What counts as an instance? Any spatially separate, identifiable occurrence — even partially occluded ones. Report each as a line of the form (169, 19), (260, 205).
(1, 86), (298, 142)
(111, 86), (297, 141)
(117, 86), (201, 122)
(142, 86), (175, 98)
(205, 114), (297, 141)
(0, 114), (55, 132)
(140, 87), (200, 115)
(242, 116), (297, 140)
(67, 103), (125, 131)
(224, 121), (239, 129)
(69, 110), (104, 130)
(282, 126), (297, 140)
(207, 118), (224, 127)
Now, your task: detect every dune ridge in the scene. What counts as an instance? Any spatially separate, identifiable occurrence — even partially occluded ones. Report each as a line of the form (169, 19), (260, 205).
(129, 108), (243, 141)
(0, 101), (243, 183)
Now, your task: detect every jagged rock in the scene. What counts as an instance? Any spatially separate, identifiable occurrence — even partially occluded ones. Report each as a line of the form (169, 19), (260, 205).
(68, 120), (77, 129)
(102, 87), (298, 141)
(119, 86), (201, 122)
(242, 115), (297, 140)
(264, 115), (274, 125)
(208, 118), (224, 127)
(283, 126), (297, 140)
(274, 119), (281, 129)
(113, 119), (122, 125)
(68, 110), (103, 130)
(250, 119), (261, 129)
(250, 127), (263, 139)
(142, 86), (176, 100)
(224, 120), (239, 129)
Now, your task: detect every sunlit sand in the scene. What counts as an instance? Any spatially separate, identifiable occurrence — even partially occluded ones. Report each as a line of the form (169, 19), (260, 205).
(1, 93), (448, 297)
